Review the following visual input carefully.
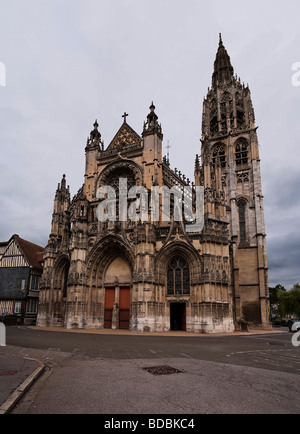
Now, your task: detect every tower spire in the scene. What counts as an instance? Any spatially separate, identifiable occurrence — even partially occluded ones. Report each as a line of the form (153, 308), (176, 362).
(142, 102), (163, 139)
(212, 34), (234, 87)
(90, 119), (101, 143)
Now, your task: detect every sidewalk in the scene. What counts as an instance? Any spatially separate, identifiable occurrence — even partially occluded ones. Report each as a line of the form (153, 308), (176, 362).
(0, 353), (44, 414)
(28, 325), (284, 337)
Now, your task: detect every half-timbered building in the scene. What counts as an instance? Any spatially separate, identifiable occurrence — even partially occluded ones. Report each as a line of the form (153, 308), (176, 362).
(0, 234), (44, 325)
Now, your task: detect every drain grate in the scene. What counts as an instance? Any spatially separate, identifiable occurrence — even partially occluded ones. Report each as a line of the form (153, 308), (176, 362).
(142, 366), (183, 376)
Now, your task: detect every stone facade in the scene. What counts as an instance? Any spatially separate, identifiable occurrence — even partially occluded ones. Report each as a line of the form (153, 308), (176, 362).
(37, 35), (270, 333)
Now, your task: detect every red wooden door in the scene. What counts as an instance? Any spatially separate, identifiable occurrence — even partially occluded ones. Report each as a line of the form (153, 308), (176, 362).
(104, 288), (115, 329)
(119, 287), (130, 329)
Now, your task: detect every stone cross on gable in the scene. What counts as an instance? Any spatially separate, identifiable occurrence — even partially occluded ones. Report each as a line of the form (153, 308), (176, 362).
(166, 141), (171, 161)
(122, 112), (129, 123)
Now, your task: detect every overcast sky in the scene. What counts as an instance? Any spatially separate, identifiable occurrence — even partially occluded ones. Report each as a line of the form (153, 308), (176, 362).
(0, 0), (299, 289)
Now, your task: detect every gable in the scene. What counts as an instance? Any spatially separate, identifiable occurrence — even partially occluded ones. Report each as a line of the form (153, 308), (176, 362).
(107, 122), (141, 151)
(0, 238), (29, 268)
(0, 235), (44, 269)
(0, 242), (8, 261)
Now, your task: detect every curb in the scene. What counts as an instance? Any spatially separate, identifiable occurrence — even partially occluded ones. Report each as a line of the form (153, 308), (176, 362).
(0, 358), (44, 415)
(28, 325), (283, 338)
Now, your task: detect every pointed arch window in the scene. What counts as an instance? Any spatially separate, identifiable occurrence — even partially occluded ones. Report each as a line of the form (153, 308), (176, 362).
(235, 141), (249, 166)
(220, 92), (234, 131)
(209, 99), (218, 134)
(235, 92), (245, 128)
(212, 145), (226, 168)
(167, 257), (190, 295)
(210, 116), (218, 134)
(237, 199), (247, 243)
(62, 264), (69, 298)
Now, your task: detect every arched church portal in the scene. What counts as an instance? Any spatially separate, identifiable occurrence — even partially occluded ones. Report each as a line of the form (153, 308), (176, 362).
(104, 256), (132, 330)
(167, 256), (190, 331)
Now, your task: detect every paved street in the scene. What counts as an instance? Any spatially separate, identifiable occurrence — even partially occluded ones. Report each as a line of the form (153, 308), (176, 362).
(2, 326), (300, 414)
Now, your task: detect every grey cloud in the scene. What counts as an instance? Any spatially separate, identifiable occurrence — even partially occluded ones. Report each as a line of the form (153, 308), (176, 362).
(0, 0), (299, 290)
(267, 233), (300, 289)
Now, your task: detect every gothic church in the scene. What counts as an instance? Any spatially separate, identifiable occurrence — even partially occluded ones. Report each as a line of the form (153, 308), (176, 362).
(37, 35), (270, 332)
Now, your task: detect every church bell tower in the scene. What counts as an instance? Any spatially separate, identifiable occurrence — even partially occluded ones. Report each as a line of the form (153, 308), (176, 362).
(201, 34), (270, 328)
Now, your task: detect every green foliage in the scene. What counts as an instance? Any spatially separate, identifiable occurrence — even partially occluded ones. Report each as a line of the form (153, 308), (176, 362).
(269, 284), (286, 306)
(277, 284), (300, 319)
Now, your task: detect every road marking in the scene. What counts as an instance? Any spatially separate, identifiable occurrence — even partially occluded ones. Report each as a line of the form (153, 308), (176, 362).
(245, 336), (290, 344)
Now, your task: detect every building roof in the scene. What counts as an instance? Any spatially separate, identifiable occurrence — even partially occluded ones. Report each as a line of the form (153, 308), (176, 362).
(15, 235), (44, 269)
(0, 234), (44, 270)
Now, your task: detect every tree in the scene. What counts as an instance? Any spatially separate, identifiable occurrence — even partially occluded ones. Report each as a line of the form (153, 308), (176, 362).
(277, 284), (300, 319)
(269, 284), (286, 305)
(269, 284), (286, 319)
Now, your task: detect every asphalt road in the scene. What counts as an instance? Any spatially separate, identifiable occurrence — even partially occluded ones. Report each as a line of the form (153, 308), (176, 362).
(6, 326), (300, 374)
(4, 327), (300, 414)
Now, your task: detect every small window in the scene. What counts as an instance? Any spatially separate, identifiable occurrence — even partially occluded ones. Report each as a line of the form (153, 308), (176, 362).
(20, 279), (26, 291)
(30, 275), (40, 291)
(210, 116), (218, 134)
(220, 114), (227, 131)
(14, 301), (22, 314)
(237, 110), (245, 128)
(26, 298), (38, 314)
(235, 141), (248, 165)
(238, 200), (247, 242)
(212, 146), (226, 168)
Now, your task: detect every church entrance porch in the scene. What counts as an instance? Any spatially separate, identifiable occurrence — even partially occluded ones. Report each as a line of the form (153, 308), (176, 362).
(102, 255), (132, 330)
(170, 303), (186, 331)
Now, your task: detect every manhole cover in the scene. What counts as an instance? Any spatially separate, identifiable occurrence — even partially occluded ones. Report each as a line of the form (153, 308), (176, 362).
(142, 366), (183, 376)
(0, 371), (17, 376)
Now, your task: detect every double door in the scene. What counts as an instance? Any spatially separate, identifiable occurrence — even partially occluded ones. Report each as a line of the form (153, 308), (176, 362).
(104, 287), (130, 330)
